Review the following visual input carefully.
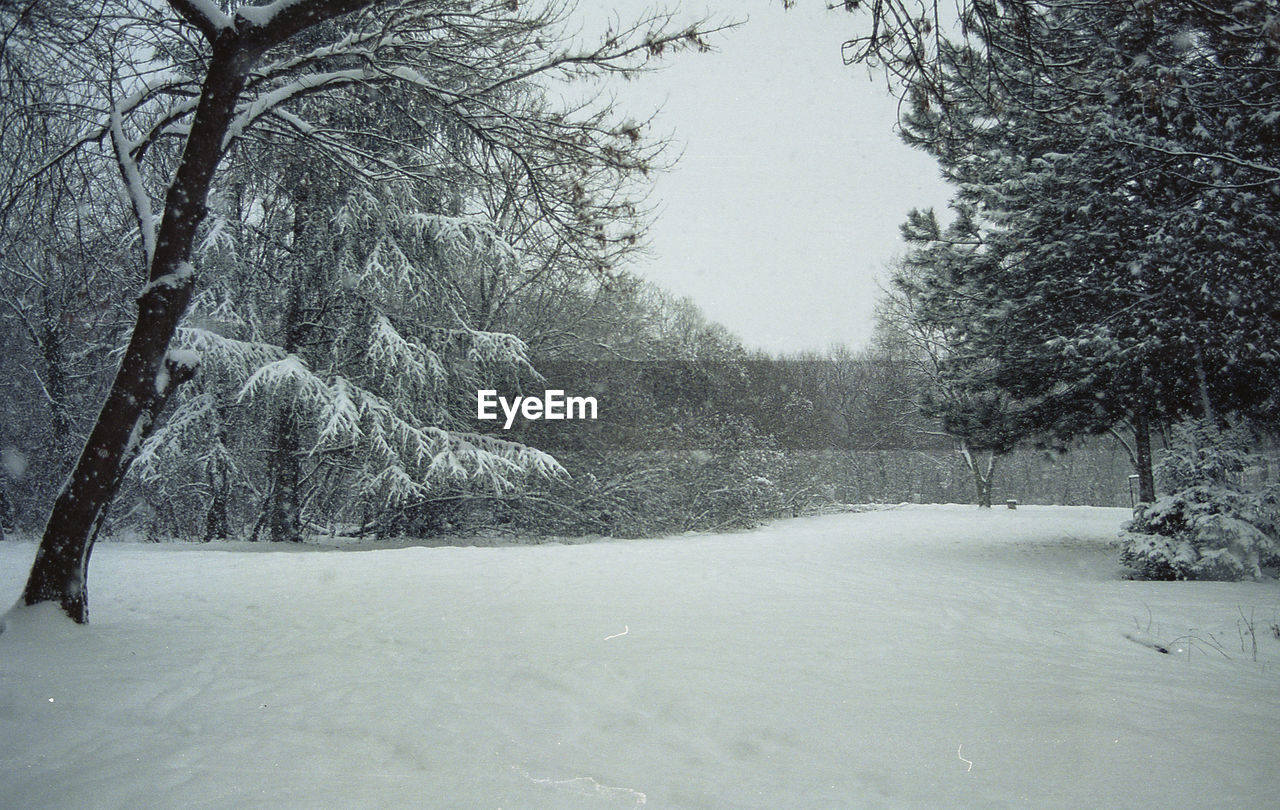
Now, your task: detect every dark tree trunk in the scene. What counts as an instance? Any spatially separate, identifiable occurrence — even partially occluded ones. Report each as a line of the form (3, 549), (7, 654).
(261, 175), (311, 544)
(40, 288), (78, 466)
(0, 480), (13, 541)
(20, 41), (251, 622)
(203, 429), (230, 543)
(14, 1), (413, 622)
(1193, 344), (1216, 425)
(265, 407), (303, 543)
(1133, 410), (1156, 504)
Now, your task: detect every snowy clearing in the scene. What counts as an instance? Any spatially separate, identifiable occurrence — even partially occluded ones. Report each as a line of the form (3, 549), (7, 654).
(2, 505), (1278, 808)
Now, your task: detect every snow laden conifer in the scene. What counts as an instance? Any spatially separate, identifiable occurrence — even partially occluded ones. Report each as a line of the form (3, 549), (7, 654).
(878, 209), (1025, 508)
(135, 176), (564, 540)
(1122, 420), (1280, 581)
(882, 1), (1280, 506)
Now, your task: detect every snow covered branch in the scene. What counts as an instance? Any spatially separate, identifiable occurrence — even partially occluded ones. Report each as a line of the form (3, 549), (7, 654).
(167, 0), (232, 41)
(110, 103), (156, 264)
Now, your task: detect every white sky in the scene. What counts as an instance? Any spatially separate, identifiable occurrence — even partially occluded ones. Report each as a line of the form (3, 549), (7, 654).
(579, 0), (953, 355)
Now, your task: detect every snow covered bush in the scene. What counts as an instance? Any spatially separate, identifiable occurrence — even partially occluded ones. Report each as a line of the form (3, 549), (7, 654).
(1121, 420), (1279, 581)
(1121, 487), (1280, 580)
(1154, 419), (1254, 492)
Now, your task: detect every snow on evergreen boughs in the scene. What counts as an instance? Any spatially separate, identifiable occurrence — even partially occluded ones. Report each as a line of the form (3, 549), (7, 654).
(196, 208), (237, 259)
(238, 355), (330, 405)
(407, 212), (520, 266)
(176, 327), (285, 383)
(367, 315), (431, 384)
(1155, 419), (1252, 492)
(133, 176), (564, 538)
(1121, 420), (1279, 581)
(460, 328), (536, 373)
(133, 393), (218, 483)
(235, 345), (562, 509)
(1121, 486), (1279, 581)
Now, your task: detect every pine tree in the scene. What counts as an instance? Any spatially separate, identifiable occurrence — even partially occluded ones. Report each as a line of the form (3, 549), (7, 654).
(884, 1), (1280, 502)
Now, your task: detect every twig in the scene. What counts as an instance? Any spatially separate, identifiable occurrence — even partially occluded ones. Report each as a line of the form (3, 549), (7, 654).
(1238, 607), (1258, 663)
(1123, 633), (1169, 654)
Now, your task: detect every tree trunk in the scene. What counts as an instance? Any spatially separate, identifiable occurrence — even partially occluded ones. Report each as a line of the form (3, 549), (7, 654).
(14, 2), (386, 621)
(260, 176), (312, 543)
(970, 458), (994, 508)
(1133, 410), (1156, 504)
(202, 439), (230, 543)
(980, 453), (997, 508)
(20, 42), (250, 622)
(959, 440), (996, 508)
(265, 407), (303, 543)
(40, 286), (78, 466)
(1193, 344), (1216, 425)
(0, 480), (13, 542)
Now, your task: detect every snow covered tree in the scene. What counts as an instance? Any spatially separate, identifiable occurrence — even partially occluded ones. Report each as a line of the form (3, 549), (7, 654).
(1122, 418), (1280, 580)
(861, 1), (1280, 505)
(136, 169), (570, 541)
(878, 213), (1025, 508)
(0, 1), (143, 529)
(6, 0), (724, 622)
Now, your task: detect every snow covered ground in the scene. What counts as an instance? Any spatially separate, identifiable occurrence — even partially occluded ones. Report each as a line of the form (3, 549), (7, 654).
(2, 505), (1278, 808)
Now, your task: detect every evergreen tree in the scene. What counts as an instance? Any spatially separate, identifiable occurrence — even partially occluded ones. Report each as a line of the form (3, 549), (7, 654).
(884, 1), (1280, 502)
(881, 214), (1024, 508)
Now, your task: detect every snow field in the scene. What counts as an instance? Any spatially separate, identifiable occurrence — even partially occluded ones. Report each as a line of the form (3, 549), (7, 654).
(2, 505), (1278, 808)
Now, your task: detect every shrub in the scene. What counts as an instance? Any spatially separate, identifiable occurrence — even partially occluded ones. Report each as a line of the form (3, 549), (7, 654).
(1120, 420), (1279, 581)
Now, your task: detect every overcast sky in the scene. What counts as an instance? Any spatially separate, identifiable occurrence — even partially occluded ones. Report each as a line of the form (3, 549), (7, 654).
(577, 1), (953, 355)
